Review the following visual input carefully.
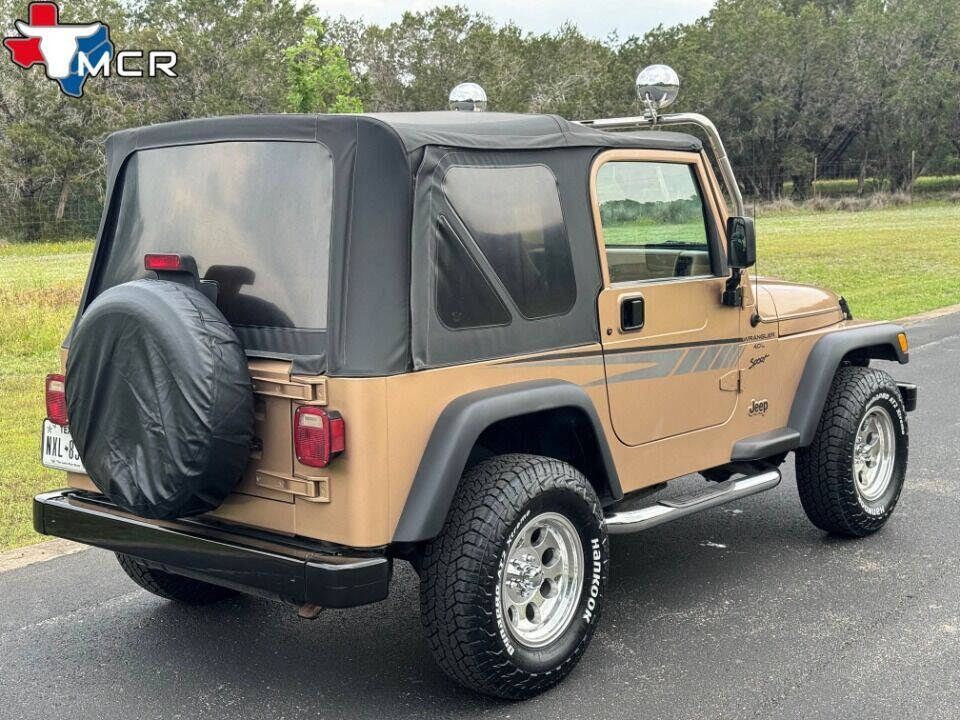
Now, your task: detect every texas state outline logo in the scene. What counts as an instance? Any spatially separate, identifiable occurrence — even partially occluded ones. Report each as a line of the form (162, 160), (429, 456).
(3, 2), (177, 98)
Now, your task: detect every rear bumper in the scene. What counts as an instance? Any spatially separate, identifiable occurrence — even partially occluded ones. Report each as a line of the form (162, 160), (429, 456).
(33, 490), (391, 609)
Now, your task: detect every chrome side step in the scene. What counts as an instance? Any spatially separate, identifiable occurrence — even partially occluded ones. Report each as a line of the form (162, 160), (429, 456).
(604, 469), (781, 535)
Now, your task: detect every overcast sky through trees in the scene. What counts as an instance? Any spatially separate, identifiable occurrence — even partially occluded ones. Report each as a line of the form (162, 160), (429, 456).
(309, 0), (717, 38)
(5, 0), (955, 241)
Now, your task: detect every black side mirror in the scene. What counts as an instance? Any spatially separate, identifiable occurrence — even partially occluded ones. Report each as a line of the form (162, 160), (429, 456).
(726, 216), (756, 269)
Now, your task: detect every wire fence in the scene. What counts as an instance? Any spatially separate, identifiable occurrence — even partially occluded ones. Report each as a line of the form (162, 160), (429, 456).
(0, 189), (104, 243)
(732, 158), (960, 201)
(2, 158), (959, 244)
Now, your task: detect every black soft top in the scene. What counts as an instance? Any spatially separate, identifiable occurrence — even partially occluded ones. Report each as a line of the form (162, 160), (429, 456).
(79, 114), (703, 377)
(365, 111), (702, 152)
(104, 112), (701, 157)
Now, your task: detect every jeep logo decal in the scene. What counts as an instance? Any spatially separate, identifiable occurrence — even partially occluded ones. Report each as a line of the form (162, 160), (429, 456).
(748, 399), (769, 416)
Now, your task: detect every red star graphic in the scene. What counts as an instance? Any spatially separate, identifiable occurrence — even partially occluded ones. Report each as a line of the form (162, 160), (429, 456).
(4, 3), (60, 69)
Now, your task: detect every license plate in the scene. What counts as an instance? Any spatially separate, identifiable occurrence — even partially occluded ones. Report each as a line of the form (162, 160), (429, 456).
(41, 419), (87, 474)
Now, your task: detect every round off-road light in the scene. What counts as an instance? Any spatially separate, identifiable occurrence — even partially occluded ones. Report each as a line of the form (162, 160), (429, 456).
(449, 82), (488, 112)
(636, 64), (680, 112)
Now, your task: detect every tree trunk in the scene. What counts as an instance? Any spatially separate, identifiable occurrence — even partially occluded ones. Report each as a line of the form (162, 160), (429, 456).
(791, 174), (810, 201)
(55, 180), (71, 224)
(889, 169), (908, 194)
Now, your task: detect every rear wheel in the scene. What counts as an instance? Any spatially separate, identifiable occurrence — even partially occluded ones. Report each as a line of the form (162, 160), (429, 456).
(116, 553), (236, 604)
(795, 366), (908, 537)
(420, 454), (608, 699)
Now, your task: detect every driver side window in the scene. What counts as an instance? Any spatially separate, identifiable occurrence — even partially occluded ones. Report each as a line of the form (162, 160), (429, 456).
(597, 161), (712, 284)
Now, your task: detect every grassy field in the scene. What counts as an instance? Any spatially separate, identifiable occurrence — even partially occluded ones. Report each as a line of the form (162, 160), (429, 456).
(1, 201), (959, 550)
(604, 221), (705, 246)
(0, 241), (92, 550)
(758, 202), (960, 319)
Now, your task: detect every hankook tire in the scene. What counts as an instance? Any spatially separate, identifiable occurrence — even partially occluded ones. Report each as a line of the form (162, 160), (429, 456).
(419, 454), (609, 699)
(796, 366), (908, 537)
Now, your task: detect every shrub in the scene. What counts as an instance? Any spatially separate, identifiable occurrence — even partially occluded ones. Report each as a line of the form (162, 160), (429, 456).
(780, 174), (960, 199)
(835, 196), (865, 212)
(804, 196), (835, 212)
(765, 197), (796, 214)
(867, 192), (912, 208)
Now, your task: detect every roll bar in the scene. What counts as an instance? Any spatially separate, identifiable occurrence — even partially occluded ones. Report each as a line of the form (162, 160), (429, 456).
(578, 112), (746, 218)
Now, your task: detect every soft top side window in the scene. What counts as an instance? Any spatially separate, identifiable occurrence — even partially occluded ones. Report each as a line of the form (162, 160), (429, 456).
(435, 216), (512, 330)
(442, 165), (577, 321)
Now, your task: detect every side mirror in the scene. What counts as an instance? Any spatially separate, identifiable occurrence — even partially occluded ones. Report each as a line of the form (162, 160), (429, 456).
(726, 216), (756, 269)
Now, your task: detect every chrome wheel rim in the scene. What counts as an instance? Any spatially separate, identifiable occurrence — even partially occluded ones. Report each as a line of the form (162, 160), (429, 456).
(853, 406), (896, 503)
(499, 512), (584, 649)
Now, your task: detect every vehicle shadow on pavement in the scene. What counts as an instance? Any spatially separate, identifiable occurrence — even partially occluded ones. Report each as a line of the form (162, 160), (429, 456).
(94, 482), (854, 716)
(9, 471), (953, 720)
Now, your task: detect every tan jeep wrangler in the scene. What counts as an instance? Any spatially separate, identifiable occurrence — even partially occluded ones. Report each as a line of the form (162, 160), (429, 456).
(35, 66), (916, 699)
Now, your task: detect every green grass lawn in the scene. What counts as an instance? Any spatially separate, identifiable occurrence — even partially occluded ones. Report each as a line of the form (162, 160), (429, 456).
(603, 221), (706, 246)
(1, 200), (958, 551)
(757, 202), (960, 319)
(0, 241), (92, 550)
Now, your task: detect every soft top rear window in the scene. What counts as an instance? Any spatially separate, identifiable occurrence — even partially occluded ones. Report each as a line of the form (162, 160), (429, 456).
(92, 141), (333, 341)
(442, 164), (576, 320)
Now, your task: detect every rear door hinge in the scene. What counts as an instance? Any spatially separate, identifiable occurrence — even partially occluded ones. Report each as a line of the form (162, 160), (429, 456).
(255, 471), (330, 503)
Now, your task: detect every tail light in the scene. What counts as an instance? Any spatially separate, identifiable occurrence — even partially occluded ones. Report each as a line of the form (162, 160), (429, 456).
(144, 253), (184, 271)
(294, 406), (345, 468)
(45, 373), (69, 426)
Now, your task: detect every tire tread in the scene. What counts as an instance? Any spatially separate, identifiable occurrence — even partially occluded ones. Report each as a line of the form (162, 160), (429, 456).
(420, 453), (605, 699)
(795, 365), (906, 537)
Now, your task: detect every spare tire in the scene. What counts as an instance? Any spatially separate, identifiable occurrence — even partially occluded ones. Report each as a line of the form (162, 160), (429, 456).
(66, 279), (254, 519)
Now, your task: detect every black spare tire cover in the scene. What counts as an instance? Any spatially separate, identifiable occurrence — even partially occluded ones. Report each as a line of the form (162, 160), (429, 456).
(66, 279), (255, 519)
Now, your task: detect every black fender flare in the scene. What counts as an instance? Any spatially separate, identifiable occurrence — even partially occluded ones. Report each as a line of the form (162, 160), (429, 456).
(789, 322), (908, 447)
(732, 323), (908, 461)
(391, 379), (622, 543)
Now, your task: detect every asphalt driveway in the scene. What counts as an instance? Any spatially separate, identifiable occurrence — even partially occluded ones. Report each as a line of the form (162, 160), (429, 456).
(1, 311), (958, 720)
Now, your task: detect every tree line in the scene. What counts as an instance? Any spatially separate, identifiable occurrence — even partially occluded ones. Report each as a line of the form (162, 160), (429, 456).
(0, 0), (358, 240)
(1, 0), (958, 240)
(327, 0), (960, 198)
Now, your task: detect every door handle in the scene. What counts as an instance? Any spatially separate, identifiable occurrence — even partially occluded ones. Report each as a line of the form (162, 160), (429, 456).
(621, 297), (645, 332)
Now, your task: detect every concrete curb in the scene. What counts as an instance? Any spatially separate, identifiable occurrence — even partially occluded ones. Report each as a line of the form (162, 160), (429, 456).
(898, 303), (960, 325)
(0, 539), (86, 573)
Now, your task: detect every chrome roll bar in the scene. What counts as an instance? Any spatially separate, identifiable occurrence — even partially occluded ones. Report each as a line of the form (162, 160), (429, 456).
(578, 112), (745, 218)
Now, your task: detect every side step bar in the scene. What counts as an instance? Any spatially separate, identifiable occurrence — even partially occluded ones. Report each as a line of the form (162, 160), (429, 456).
(604, 469), (781, 535)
